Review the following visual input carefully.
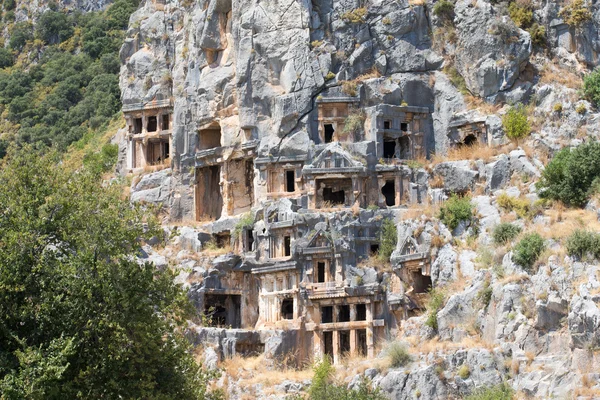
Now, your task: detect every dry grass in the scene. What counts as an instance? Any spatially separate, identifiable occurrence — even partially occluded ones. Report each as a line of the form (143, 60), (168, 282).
(500, 273), (530, 285)
(532, 208), (600, 241)
(432, 142), (500, 163)
(539, 61), (583, 90)
(220, 354), (313, 393)
(465, 95), (503, 114)
(401, 200), (441, 221)
(404, 335), (495, 355)
(430, 175), (444, 189)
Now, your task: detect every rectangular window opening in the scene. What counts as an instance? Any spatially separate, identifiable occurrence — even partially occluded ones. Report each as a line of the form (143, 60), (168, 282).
(147, 116), (158, 132)
(285, 170), (295, 193)
(356, 304), (367, 321)
(162, 114), (170, 130)
(284, 236), (291, 257)
(317, 262), (326, 283)
(324, 124), (334, 143)
(321, 306), (333, 323)
(339, 305), (350, 322)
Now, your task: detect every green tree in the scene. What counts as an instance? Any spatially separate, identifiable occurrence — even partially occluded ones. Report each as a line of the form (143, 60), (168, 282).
(36, 10), (74, 44)
(0, 146), (217, 399)
(438, 194), (473, 231)
(536, 142), (600, 207)
(583, 68), (600, 107)
(502, 104), (530, 144)
(512, 233), (545, 270)
(378, 217), (398, 262)
(307, 357), (385, 400)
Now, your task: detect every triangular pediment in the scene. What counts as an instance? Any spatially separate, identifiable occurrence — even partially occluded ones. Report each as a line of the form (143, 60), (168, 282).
(307, 229), (333, 248)
(310, 143), (361, 169)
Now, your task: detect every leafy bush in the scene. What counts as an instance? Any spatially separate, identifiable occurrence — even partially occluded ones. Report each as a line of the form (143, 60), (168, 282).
(536, 142), (600, 207)
(0, 146), (219, 398)
(493, 222), (522, 245)
(36, 10), (74, 44)
(458, 364), (471, 379)
(433, 0), (455, 21)
(0, 48), (13, 68)
(565, 229), (600, 260)
(341, 7), (368, 23)
(444, 65), (469, 95)
(496, 193), (536, 219)
(438, 195), (473, 231)
(308, 357), (386, 400)
(502, 104), (530, 144)
(508, 2), (533, 28)
(512, 233), (545, 270)
(583, 68), (600, 107)
(425, 288), (445, 330)
(387, 342), (412, 368)
(528, 23), (546, 47)
(476, 280), (493, 308)
(343, 112), (365, 134)
(378, 218), (398, 262)
(465, 383), (514, 400)
(559, 0), (592, 27)
(8, 22), (33, 50)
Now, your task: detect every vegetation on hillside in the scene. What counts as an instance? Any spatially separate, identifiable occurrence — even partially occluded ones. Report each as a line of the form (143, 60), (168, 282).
(0, 0), (139, 158)
(0, 145), (219, 398)
(536, 142), (600, 207)
(303, 357), (385, 400)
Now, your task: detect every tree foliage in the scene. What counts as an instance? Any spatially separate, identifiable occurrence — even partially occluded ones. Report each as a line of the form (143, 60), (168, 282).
(307, 357), (386, 400)
(583, 68), (600, 107)
(378, 218), (398, 262)
(502, 104), (530, 144)
(438, 194), (473, 231)
(536, 142), (600, 207)
(492, 222), (522, 245)
(0, 146), (217, 399)
(0, 0), (139, 152)
(512, 233), (545, 270)
(565, 229), (600, 260)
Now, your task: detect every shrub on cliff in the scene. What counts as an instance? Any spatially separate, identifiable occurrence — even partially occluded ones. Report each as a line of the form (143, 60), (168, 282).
(438, 195), (473, 231)
(536, 142), (600, 207)
(502, 104), (530, 144)
(512, 233), (545, 270)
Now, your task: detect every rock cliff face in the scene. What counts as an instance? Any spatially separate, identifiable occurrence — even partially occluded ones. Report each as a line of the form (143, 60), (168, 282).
(120, 0), (600, 398)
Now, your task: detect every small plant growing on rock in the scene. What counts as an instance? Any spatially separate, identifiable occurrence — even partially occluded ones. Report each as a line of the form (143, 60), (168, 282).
(553, 102), (563, 113)
(341, 80), (358, 96)
(343, 111), (365, 134)
(438, 194), (473, 231)
(425, 288), (445, 330)
(325, 71), (335, 81)
(341, 7), (368, 23)
(508, 2), (533, 28)
(476, 279), (493, 308)
(433, 0), (455, 22)
(457, 364), (471, 379)
(565, 229), (600, 260)
(310, 40), (323, 48)
(576, 102), (587, 114)
(464, 382), (513, 400)
(387, 342), (412, 368)
(583, 68), (600, 107)
(512, 233), (545, 270)
(559, 0), (592, 28)
(528, 23), (546, 47)
(378, 218), (398, 262)
(502, 104), (530, 145)
(382, 16), (392, 25)
(493, 222), (522, 245)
